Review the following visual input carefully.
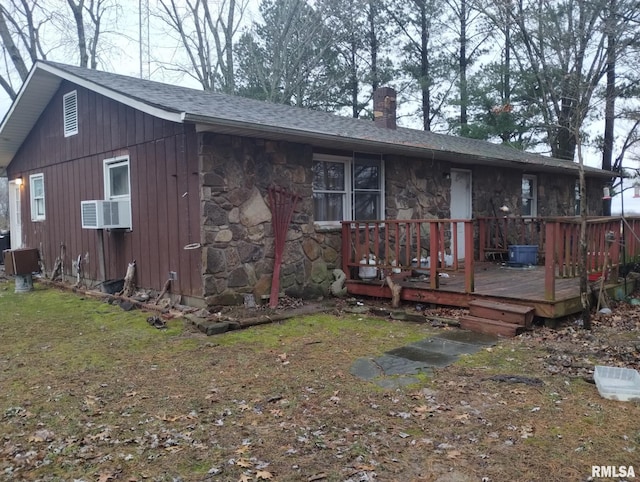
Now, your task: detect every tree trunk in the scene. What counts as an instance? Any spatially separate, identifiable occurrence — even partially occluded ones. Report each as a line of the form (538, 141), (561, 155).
(459, 0), (468, 136)
(602, 0), (617, 215)
(419, 0), (430, 131)
(577, 138), (591, 329)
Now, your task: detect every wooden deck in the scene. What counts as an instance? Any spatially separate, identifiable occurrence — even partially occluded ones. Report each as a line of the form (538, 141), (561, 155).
(342, 216), (640, 320)
(346, 263), (637, 320)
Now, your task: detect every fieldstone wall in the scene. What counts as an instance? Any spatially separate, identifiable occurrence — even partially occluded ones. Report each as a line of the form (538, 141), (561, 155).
(385, 155), (451, 220)
(198, 132), (603, 305)
(199, 133), (341, 306)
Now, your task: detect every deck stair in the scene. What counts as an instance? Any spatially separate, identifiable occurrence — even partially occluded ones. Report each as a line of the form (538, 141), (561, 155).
(459, 300), (535, 337)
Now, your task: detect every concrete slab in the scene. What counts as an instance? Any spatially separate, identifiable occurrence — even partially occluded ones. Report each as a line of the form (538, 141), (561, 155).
(410, 337), (483, 356)
(384, 346), (459, 367)
(350, 329), (498, 388)
(349, 357), (383, 380)
(374, 354), (434, 376)
(432, 330), (498, 346)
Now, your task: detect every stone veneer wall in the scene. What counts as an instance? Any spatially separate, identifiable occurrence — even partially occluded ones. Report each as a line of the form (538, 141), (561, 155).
(198, 132), (602, 305)
(199, 133), (342, 306)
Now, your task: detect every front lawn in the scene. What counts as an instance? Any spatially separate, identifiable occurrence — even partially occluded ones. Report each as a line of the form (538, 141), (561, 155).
(1, 281), (638, 481)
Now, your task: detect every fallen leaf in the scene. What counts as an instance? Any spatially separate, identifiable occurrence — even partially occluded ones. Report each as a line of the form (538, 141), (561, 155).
(308, 473), (327, 481)
(256, 470), (273, 479)
(235, 445), (249, 455)
(446, 449), (462, 459)
(236, 458), (252, 468)
(412, 405), (430, 413)
(238, 474), (251, 482)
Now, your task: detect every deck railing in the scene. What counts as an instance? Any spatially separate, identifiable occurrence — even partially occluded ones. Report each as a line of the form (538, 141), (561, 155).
(478, 216), (545, 260)
(341, 219), (475, 291)
(342, 216), (640, 301)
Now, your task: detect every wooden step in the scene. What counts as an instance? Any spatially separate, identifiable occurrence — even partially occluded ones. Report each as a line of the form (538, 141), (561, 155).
(459, 315), (523, 338)
(469, 300), (535, 327)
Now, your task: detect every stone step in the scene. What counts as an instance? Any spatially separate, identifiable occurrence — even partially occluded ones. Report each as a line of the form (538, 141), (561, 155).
(468, 300), (535, 327)
(459, 315), (523, 338)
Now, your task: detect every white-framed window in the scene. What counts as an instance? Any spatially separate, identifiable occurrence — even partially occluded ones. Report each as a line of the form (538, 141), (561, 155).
(312, 152), (384, 225)
(104, 156), (131, 200)
(29, 173), (45, 221)
(522, 174), (537, 217)
(63, 90), (78, 137)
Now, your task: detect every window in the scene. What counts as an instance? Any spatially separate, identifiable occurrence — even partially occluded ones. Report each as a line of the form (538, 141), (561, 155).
(574, 180), (581, 215)
(30, 173), (45, 221)
(312, 153), (383, 225)
(522, 175), (537, 217)
(63, 91), (78, 137)
(104, 156), (131, 200)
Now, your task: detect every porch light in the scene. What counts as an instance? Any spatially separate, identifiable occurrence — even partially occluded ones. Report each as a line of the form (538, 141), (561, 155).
(602, 186), (612, 200)
(634, 182), (640, 198)
(14, 177), (23, 187)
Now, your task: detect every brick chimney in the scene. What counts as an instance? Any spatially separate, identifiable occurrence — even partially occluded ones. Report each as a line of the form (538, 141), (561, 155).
(373, 87), (397, 129)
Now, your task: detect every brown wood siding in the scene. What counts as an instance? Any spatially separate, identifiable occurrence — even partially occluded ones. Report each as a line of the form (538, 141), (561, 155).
(6, 82), (202, 299)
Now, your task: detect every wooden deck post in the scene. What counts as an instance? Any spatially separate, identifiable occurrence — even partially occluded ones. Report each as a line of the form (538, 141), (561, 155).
(429, 221), (439, 289)
(478, 218), (487, 261)
(464, 220), (474, 293)
(341, 222), (350, 278)
(544, 221), (556, 301)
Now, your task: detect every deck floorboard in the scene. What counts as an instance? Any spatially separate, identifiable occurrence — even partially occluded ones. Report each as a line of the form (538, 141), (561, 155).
(346, 262), (632, 319)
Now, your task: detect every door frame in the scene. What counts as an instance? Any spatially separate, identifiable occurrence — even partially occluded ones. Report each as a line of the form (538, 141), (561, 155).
(450, 168), (472, 260)
(8, 179), (23, 249)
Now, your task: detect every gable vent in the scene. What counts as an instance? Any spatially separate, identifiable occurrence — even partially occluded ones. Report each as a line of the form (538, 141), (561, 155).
(63, 91), (78, 137)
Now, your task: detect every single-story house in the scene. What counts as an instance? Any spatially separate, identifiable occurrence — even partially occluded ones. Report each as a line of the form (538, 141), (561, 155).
(0, 61), (615, 307)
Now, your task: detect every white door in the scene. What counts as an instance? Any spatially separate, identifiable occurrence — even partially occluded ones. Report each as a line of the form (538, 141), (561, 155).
(450, 169), (472, 260)
(8, 180), (23, 249)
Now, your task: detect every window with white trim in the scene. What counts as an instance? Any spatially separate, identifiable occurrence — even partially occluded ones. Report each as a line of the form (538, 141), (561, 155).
(312, 153), (384, 225)
(104, 156), (131, 200)
(30, 173), (45, 221)
(522, 175), (537, 216)
(63, 91), (78, 137)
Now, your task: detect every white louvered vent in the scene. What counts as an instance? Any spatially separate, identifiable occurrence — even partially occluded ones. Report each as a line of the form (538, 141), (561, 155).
(63, 91), (78, 137)
(81, 200), (131, 229)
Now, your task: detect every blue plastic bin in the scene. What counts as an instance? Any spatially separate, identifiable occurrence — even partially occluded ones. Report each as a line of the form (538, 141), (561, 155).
(508, 245), (538, 265)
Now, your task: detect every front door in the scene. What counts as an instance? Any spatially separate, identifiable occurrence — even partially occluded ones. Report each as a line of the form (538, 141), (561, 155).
(8, 180), (23, 249)
(450, 169), (472, 260)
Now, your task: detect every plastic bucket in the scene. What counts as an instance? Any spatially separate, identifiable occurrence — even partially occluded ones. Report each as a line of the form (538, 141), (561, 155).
(14, 273), (33, 293)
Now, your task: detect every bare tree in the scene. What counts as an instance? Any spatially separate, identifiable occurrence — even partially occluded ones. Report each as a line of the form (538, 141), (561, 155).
(155, 0), (248, 93)
(0, 0), (124, 101)
(0, 0), (48, 100)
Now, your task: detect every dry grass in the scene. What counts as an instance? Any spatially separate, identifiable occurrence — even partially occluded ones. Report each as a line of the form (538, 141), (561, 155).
(1, 281), (639, 482)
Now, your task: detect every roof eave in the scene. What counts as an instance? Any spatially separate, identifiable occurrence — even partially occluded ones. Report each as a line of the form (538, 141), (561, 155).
(184, 113), (617, 179)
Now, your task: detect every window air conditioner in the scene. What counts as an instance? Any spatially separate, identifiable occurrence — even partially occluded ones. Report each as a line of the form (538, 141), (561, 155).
(81, 200), (131, 229)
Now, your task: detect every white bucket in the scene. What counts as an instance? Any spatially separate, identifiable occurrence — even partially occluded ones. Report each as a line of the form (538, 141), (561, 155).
(14, 274), (33, 293)
(359, 255), (378, 279)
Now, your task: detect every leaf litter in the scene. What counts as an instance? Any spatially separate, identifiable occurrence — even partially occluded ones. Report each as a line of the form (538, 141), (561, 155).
(0, 285), (640, 480)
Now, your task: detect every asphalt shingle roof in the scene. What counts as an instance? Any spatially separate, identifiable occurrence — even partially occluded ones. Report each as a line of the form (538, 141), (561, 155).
(0, 61), (617, 178)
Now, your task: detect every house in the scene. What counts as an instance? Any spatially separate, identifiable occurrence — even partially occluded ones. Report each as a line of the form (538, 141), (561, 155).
(0, 62), (616, 309)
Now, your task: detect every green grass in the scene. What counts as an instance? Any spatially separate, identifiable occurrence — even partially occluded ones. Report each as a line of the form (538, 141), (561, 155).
(1, 282), (639, 482)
